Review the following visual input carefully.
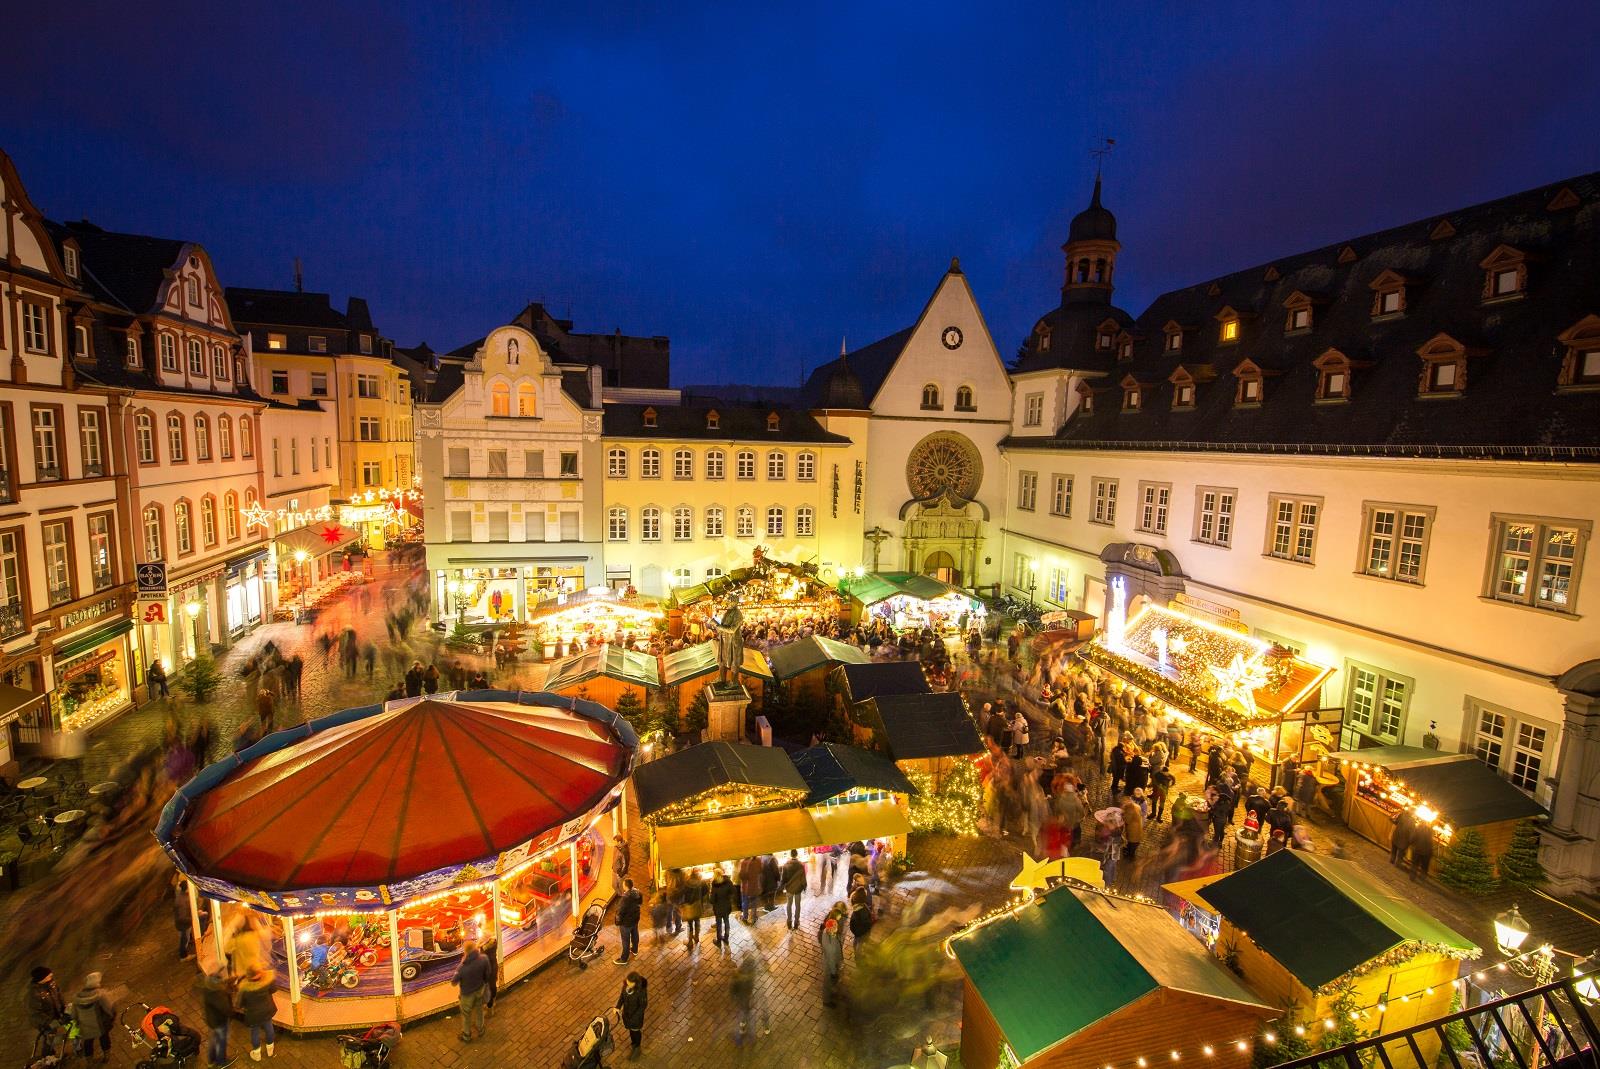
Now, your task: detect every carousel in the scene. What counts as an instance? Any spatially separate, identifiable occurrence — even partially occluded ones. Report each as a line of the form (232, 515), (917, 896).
(155, 691), (637, 1031)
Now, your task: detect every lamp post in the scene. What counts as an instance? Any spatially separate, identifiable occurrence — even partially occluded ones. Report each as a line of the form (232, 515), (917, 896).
(293, 549), (309, 619)
(1027, 559), (1039, 610)
(1494, 905), (1558, 1068)
(184, 599), (203, 662)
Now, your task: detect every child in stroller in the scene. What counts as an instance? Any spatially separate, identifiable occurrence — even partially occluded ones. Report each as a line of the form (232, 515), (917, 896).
(130, 1005), (202, 1069)
(564, 1008), (620, 1069)
(568, 902), (607, 968)
(337, 1022), (400, 1068)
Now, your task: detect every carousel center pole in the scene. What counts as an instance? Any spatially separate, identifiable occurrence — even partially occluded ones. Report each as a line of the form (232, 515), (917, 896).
(282, 916), (302, 1024)
(388, 909), (404, 1017)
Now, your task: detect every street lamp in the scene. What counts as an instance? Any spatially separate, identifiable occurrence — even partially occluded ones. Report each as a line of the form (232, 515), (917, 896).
(1495, 905), (1530, 956)
(293, 550), (310, 617)
(184, 599), (202, 661)
(1027, 559), (1039, 610)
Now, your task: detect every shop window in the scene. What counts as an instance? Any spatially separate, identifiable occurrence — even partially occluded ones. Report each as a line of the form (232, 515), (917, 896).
(1486, 514), (1588, 614)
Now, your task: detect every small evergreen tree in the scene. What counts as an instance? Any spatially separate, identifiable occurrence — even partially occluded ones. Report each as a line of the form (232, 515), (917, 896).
(175, 658), (222, 703)
(1254, 1013), (1312, 1069)
(1436, 827), (1498, 895)
(1498, 820), (1545, 889)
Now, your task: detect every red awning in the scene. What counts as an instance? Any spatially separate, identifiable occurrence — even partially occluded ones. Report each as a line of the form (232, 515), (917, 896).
(177, 698), (629, 891)
(403, 498), (424, 520)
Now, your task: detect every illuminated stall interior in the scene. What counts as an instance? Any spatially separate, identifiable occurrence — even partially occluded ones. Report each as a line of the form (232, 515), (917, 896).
(845, 571), (985, 633)
(672, 555), (846, 640)
(1079, 602), (1334, 788)
(525, 590), (663, 655)
(156, 692), (636, 1032)
(1328, 746), (1546, 871)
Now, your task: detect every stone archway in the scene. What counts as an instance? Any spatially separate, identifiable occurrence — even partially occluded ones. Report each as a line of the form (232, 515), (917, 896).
(1099, 542), (1187, 608)
(900, 493), (987, 590)
(922, 550), (959, 585)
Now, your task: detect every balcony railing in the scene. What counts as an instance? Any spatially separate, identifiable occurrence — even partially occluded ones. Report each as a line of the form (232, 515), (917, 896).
(0, 601), (24, 640)
(1268, 978), (1599, 1069)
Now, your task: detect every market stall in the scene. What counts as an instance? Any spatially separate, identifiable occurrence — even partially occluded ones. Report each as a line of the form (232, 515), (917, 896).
(766, 635), (870, 707)
(674, 552), (847, 646)
(1201, 850), (1479, 1066)
(791, 742), (916, 855)
(543, 643), (662, 709)
(1328, 746), (1546, 870)
(845, 571), (985, 634)
(1077, 601), (1335, 787)
(852, 692), (983, 788)
(155, 691), (637, 1031)
(833, 660), (931, 706)
(526, 590), (664, 657)
(659, 640), (772, 721)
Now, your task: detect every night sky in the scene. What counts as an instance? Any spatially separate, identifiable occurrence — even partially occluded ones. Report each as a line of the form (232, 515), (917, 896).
(8, 2), (1600, 386)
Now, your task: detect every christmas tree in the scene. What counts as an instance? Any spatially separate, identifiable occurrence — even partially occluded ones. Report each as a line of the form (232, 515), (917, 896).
(1498, 820), (1546, 889)
(1435, 827), (1497, 895)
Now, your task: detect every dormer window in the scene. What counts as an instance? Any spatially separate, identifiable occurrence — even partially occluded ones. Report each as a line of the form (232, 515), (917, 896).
(1415, 333), (1470, 397)
(1035, 322), (1053, 353)
(1117, 335), (1134, 362)
(1075, 381), (1096, 415)
(642, 407), (658, 428)
(1096, 319), (1120, 351)
(1168, 367), (1197, 410)
(1214, 306), (1244, 345)
(1163, 322), (1185, 352)
(1557, 316), (1600, 390)
(766, 412), (781, 432)
(706, 409), (720, 430)
(1480, 245), (1528, 302)
(63, 245), (79, 279)
(1283, 291), (1318, 334)
(1369, 270), (1409, 319)
(1312, 349), (1358, 402)
(1120, 375), (1143, 412)
(1233, 359), (1266, 407)
(1288, 307), (1311, 331)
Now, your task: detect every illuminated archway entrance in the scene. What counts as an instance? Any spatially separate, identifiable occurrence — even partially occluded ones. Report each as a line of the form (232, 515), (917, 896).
(922, 550), (959, 586)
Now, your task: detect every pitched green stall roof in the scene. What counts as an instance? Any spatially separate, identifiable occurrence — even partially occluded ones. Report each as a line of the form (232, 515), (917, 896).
(1202, 849), (1479, 989)
(659, 640), (773, 686)
(766, 635), (871, 680)
(543, 643), (661, 692)
(847, 571), (976, 607)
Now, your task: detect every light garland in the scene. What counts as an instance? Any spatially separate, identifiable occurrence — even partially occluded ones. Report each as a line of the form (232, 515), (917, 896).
(905, 756), (981, 836)
(646, 784), (808, 827)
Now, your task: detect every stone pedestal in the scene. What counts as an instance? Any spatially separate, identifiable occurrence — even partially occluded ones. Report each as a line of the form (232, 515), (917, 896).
(706, 681), (752, 743)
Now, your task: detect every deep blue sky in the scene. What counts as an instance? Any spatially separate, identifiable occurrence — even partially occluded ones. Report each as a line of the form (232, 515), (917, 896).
(9, 2), (1600, 386)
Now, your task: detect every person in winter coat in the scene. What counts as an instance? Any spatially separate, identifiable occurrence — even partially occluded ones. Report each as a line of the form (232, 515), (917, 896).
(173, 874), (195, 959)
(613, 878), (643, 965)
(196, 965), (233, 1067)
(1205, 743), (1225, 786)
(847, 876), (874, 953)
(616, 972), (648, 1052)
(1120, 797), (1145, 861)
(450, 942), (492, 1043)
(422, 664), (440, 695)
(69, 972), (115, 1062)
(709, 868), (738, 947)
(1409, 820), (1436, 881)
(738, 855), (763, 924)
(1150, 766), (1176, 822)
(679, 870), (705, 946)
(760, 853), (780, 910)
(482, 937), (499, 1010)
(1123, 752), (1149, 796)
(23, 966), (66, 1044)
(817, 904), (846, 1007)
(780, 851), (807, 930)
(612, 836), (631, 884)
(237, 965), (279, 1060)
(1107, 741), (1129, 797)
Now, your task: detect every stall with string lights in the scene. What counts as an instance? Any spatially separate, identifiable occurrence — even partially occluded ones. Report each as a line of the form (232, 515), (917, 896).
(1078, 598), (1335, 787)
(525, 589), (664, 655)
(844, 571), (985, 634)
(673, 551), (847, 643)
(659, 640), (773, 721)
(543, 643), (662, 710)
(1327, 746), (1546, 870)
(155, 691), (636, 1031)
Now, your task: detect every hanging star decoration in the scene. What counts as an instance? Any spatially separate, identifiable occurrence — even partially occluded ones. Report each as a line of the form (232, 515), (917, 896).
(239, 503), (273, 530)
(1011, 852), (1106, 894)
(1208, 654), (1270, 719)
(317, 524), (348, 545)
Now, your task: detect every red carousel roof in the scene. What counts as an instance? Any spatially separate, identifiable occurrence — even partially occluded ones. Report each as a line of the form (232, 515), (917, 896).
(178, 698), (629, 891)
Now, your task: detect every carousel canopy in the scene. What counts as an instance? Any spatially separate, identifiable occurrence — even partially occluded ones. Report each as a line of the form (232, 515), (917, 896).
(545, 643), (661, 692)
(767, 635), (871, 680)
(837, 661), (930, 702)
(791, 743), (918, 804)
(858, 693), (982, 760)
(1329, 748), (1546, 828)
(1201, 850), (1477, 988)
(632, 741), (808, 819)
(848, 571), (969, 606)
(659, 641), (773, 687)
(162, 693), (634, 893)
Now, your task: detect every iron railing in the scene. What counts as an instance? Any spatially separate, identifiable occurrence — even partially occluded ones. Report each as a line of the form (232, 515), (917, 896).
(1270, 978), (1600, 1069)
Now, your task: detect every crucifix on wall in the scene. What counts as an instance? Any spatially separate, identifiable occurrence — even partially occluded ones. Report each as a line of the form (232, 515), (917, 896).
(864, 526), (892, 572)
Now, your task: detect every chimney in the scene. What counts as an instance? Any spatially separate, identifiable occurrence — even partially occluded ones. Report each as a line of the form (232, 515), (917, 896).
(293, 258), (304, 293)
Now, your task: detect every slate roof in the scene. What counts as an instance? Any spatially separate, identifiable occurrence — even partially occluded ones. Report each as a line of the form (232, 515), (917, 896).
(790, 743), (917, 804)
(1202, 850), (1478, 989)
(602, 402), (849, 443)
(1007, 172), (1600, 458)
(802, 326), (914, 409)
(631, 741), (808, 818)
(837, 661), (930, 702)
(412, 355), (595, 410)
(50, 221), (191, 316)
(861, 692), (982, 761)
(226, 288), (348, 329)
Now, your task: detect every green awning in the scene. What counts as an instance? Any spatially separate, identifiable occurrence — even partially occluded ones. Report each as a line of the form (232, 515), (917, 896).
(846, 571), (975, 607)
(54, 618), (133, 661)
(659, 641), (772, 686)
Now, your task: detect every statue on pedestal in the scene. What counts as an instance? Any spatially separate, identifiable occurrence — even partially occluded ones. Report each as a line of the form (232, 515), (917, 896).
(712, 597), (745, 686)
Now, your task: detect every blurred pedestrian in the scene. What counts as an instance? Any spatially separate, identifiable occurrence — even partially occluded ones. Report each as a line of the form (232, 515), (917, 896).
(613, 878), (642, 965)
(817, 904), (845, 1007)
(146, 660), (169, 700)
(68, 971), (115, 1063)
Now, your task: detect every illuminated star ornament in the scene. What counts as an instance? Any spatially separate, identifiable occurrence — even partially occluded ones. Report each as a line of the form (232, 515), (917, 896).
(1011, 852), (1106, 894)
(317, 524), (349, 545)
(1208, 654), (1269, 718)
(239, 503), (273, 530)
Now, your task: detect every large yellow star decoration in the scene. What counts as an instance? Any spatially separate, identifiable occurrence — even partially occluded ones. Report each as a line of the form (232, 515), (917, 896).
(1011, 852), (1106, 895)
(1208, 654), (1269, 718)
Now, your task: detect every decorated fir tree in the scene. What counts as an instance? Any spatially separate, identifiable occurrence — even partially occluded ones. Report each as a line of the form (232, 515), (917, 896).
(1498, 820), (1546, 889)
(1435, 827), (1497, 895)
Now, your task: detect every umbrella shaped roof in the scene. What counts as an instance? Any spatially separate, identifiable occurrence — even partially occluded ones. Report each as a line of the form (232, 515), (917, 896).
(170, 695), (633, 892)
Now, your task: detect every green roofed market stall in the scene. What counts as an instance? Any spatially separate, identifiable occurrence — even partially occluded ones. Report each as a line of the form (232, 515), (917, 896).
(845, 572), (984, 633)
(659, 640), (772, 720)
(543, 643), (661, 708)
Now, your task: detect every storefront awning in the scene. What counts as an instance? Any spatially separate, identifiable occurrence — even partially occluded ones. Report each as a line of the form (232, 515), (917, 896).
(276, 521), (361, 557)
(0, 684), (45, 728)
(810, 799), (911, 844)
(656, 808), (821, 871)
(54, 618), (133, 661)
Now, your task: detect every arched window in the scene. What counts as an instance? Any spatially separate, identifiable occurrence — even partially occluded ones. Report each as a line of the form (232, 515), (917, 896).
(921, 383), (941, 409)
(185, 277), (200, 305)
(954, 385), (975, 411)
(490, 382), (510, 416)
(516, 384), (537, 417)
(735, 450), (755, 479)
(705, 566), (725, 580)
(767, 452), (786, 480)
(135, 412), (156, 464)
(200, 497), (217, 546)
(640, 448), (661, 479)
(765, 506), (785, 537)
(672, 506), (693, 541)
(607, 448), (628, 478)
(217, 415), (233, 459)
(796, 452), (816, 481)
(705, 450), (726, 480)
(672, 449), (693, 479)
(705, 507), (724, 538)
(607, 508), (628, 541)
(166, 414), (186, 461)
(174, 500), (193, 554)
(224, 491), (239, 540)
(194, 415), (210, 460)
(239, 417), (253, 458)
(640, 506), (661, 542)
(142, 505), (162, 560)
(796, 506), (815, 537)
(735, 506), (755, 538)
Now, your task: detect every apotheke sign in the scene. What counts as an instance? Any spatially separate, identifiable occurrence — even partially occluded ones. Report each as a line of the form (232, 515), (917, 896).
(57, 598), (119, 631)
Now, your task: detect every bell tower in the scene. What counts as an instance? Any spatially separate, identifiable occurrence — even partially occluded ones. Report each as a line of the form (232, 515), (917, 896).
(1061, 176), (1120, 304)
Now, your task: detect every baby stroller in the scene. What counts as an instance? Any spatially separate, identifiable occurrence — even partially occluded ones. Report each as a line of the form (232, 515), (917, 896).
(130, 1005), (201, 1069)
(568, 902), (606, 968)
(565, 1007), (619, 1069)
(337, 1022), (400, 1068)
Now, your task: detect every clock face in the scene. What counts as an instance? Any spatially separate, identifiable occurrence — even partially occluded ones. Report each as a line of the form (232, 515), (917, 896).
(942, 326), (963, 350)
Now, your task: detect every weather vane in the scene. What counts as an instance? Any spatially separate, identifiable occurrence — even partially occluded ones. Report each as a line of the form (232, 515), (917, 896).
(1092, 136), (1116, 178)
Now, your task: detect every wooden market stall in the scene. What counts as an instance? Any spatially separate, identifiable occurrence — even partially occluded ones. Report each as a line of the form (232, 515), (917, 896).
(790, 742), (916, 855)
(672, 552), (847, 642)
(526, 590), (664, 658)
(543, 643), (661, 709)
(1329, 746), (1546, 871)
(659, 640), (772, 721)
(1201, 850), (1480, 1066)
(845, 571), (985, 633)
(766, 635), (870, 707)
(853, 692), (982, 788)
(950, 885), (1277, 1069)
(832, 660), (930, 708)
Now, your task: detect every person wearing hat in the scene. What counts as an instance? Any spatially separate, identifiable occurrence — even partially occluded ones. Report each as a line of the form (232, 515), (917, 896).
(195, 963), (234, 1067)
(69, 972), (116, 1062)
(23, 966), (66, 1051)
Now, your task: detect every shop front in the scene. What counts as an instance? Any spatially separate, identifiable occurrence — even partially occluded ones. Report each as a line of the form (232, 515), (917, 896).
(156, 691), (638, 1031)
(434, 564), (593, 630)
(524, 588), (662, 654)
(223, 549), (268, 639)
(0, 658), (49, 770)
(48, 595), (136, 743)
(339, 487), (421, 553)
